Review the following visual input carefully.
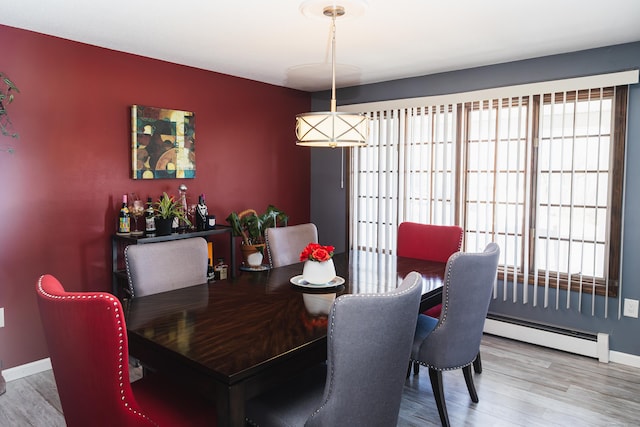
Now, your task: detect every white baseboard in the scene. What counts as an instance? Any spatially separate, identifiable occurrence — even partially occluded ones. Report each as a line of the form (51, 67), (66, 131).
(484, 319), (610, 362)
(2, 358), (51, 382)
(610, 350), (640, 368)
(484, 319), (640, 368)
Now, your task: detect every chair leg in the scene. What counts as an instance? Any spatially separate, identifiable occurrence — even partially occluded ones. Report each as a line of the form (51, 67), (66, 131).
(428, 368), (450, 427)
(462, 365), (479, 403)
(408, 361), (420, 376)
(473, 351), (482, 373)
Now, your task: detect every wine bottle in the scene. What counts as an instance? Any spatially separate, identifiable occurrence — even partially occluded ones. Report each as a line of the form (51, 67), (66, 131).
(207, 258), (215, 281)
(145, 196), (156, 235)
(178, 184), (189, 232)
(117, 194), (130, 234)
(196, 193), (208, 231)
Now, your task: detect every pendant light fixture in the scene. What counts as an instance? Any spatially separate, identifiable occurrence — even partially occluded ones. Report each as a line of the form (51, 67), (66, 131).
(295, 5), (369, 148)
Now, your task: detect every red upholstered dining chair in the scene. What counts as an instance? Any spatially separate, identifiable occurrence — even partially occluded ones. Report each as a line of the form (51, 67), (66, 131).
(36, 274), (216, 427)
(397, 223), (464, 305)
(397, 222), (463, 263)
(397, 222), (484, 374)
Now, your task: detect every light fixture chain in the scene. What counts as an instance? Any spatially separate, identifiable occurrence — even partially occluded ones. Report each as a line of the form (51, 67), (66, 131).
(330, 13), (337, 113)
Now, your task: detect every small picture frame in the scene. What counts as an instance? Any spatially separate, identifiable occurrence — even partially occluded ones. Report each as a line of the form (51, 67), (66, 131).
(131, 105), (196, 179)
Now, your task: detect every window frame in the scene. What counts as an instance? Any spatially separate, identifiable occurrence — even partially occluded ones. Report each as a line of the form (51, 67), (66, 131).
(349, 85), (628, 298)
(458, 87), (626, 297)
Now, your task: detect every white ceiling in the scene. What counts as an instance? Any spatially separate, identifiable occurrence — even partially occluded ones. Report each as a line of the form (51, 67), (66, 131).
(2, 0), (640, 92)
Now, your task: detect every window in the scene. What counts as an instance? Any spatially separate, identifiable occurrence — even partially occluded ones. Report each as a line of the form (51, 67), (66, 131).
(463, 97), (529, 287)
(533, 89), (624, 299)
(349, 82), (630, 306)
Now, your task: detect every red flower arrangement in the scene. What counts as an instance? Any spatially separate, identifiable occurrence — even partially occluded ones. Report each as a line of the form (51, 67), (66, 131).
(299, 242), (335, 262)
(301, 311), (329, 332)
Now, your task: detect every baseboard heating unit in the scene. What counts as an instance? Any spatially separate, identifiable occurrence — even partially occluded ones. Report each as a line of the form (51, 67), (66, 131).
(484, 313), (609, 363)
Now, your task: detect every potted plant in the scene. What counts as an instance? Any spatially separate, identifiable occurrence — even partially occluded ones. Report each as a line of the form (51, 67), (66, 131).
(153, 192), (191, 235)
(226, 205), (288, 267)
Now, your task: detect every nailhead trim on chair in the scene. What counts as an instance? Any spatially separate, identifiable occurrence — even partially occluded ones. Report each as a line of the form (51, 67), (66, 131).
(124, 246), (136, 298)
(265, 231), (274, 268)
(37, 275), (154, 424)
(438, 251), (460, 325)
(411, 359), (473, 372)
(307, 272), (422, 421)
(409, 252), (474, 372)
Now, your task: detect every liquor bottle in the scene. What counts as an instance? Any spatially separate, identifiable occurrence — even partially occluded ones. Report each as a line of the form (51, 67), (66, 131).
(144, 196), (156, 235)
(214, 258), (228, 280)
(178, 184), (189, 232)
(117, 194), (130, 234)
(196, 193), (208, 231)
(207, 258), (215, 281)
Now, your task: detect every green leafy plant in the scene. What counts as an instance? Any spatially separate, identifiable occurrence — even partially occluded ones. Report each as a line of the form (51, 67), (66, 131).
(0, 73), (19, 140)
(153, 192), (191, 226)
(226, 205), (288, 246)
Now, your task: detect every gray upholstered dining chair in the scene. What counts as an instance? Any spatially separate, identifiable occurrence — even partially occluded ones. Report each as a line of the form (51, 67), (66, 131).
(245, 271), (423, 427)
(125, 237), (208, 297)
(265, 223), (318, 268)
(397, 222), (484, 375)
(409, 242), (500, 427)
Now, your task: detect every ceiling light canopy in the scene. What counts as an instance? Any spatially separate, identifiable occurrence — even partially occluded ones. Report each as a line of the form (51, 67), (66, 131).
(295, 5), (369, 148)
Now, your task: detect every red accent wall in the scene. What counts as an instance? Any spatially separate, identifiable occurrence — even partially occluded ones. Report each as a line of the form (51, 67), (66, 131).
(0, 24), (311, 370)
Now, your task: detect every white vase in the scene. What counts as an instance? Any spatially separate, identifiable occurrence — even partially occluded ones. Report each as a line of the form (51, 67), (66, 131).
(302, 259), (336, 285)
(241, 243), (265, 267)
(246, 251), (263, 267)
(302, 293), (336, 316)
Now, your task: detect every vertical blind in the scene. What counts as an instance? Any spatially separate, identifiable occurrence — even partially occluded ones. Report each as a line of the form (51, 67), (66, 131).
(346, 71), (637, 318)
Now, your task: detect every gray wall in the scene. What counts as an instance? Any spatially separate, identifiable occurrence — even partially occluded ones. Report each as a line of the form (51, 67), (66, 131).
(310, 42), (640, 356)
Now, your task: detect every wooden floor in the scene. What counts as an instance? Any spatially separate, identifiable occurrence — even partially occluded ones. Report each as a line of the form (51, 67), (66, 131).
(2, 334), (640, 426)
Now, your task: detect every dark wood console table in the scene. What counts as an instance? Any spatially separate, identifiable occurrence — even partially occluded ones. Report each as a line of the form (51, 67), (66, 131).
(111, 226), (236, 299)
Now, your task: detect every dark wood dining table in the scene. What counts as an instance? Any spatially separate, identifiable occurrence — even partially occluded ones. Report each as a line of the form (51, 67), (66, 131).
(123, 250), (446, 427)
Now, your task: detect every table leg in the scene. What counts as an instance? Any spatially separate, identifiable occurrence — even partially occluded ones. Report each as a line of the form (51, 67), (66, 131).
(229, 232), (236, 278)
(215, 382), (245, 427)
(420, 290), (443, 313)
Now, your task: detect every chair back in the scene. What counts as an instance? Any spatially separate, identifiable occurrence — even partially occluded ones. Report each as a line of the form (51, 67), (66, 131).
(397, 222), (463, 262)
(415, 243), (500, 369)
(36, 274), (155, 426)
(306, 271), (423, 427)
(265, 223), (318, 268)
(125, 237), (208, 297)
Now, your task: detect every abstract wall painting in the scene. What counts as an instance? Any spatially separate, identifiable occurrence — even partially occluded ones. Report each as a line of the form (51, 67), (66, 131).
(131, 105), (196, 179)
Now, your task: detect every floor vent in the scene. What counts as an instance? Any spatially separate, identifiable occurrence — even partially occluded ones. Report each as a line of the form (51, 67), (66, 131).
(484, 313), (609, 362)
